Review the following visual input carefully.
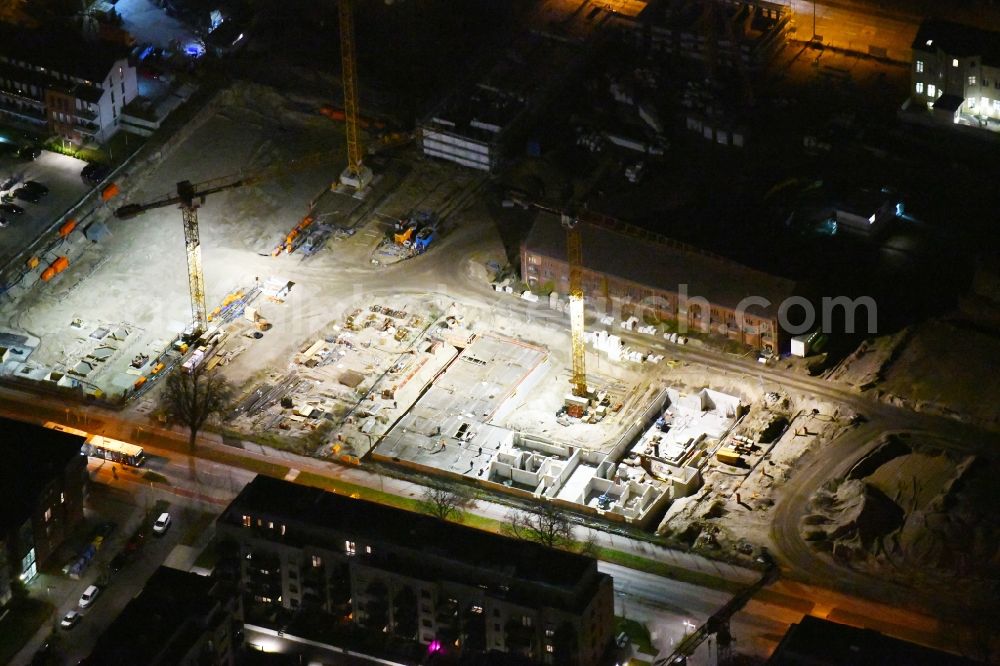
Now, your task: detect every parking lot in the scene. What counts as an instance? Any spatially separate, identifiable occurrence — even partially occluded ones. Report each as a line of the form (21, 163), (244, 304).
(0, 150), (92, 267)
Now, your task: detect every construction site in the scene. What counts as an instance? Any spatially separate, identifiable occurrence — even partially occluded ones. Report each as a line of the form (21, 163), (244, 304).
(3, 8), (1000, 665)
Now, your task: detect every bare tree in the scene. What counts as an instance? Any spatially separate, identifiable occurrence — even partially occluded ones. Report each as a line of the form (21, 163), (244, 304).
(420, 478), (475, 522)
(505, 503), (573, 549)
(161, 367), (233, 482)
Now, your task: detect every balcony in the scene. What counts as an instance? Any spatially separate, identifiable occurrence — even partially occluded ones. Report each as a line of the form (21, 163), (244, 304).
(0, 105), (46, 125)
(0, 87), (44, 105)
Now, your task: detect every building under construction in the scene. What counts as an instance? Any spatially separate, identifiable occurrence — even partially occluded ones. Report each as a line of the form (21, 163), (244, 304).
(418, 30), (587, 173)
(623, 0), (791, 72)
(521, 213), (798, 352)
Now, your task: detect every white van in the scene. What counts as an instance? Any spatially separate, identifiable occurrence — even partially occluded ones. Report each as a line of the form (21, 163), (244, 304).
(153, 512), (172, 535)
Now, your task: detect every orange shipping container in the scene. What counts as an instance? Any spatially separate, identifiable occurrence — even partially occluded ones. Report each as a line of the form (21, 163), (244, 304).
(26, 256), (40, 269)
(50, 256), (70, 274)
(101, 183), (120, 201)
(59, 219), (77, 237)
(40, 267), (56, 281)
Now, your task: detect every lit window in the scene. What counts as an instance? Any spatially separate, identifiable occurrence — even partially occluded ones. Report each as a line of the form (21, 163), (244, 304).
(969, 76), (976, 86)
(242, 515), (251, 527)
(928, 84), (936, 97)
(522, 616), (533, 627)
(916, 82), (924, 94)
(916, 60), (924, 73)
(44, 508), (52, 522)
(968, 97), (976, 107)
(993, 99), (1000, 111)
(268, 521), (274, 529)
(925, 39), (933, 46)
(60, 492), (65, 504)
(345, 540), (356, 556)
(311, 555), (322, 568)
(280, 524), (286, 535)
(953, 58), (959, 67)
(546, 645), (554, 653)
(365, 545), (372, 554)
(471, 605), (483, 614)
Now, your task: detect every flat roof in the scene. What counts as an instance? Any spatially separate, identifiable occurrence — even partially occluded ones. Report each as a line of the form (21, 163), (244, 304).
(912, 19), (1000, 67)
(524, 213), (796, 317)
(83, 567), (222, 666)
(0, 418), (85, 532)
(0, 23), (128, 84)
(221, 475), (596, 594)
(770, 615), (977, 666)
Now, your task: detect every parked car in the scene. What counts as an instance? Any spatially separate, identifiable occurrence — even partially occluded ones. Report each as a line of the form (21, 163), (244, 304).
(13, 187), (41, 203)
(18, 145), (41, 160)
(60, 610), (81, 629)
(0, 203), (24, 215)
(82, 163), (111, 183)
(22, 180), (48, 196)
(0, 176), (17, 190)
(0, 216), (7, 228)
(78, 584), (100, 608)
(152, 512), (172, 535)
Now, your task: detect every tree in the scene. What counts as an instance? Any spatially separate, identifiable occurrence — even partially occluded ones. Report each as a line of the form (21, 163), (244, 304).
(160, 367), (233, 482)
(420, 478), (475, 522)
(505, 503), (573, 549)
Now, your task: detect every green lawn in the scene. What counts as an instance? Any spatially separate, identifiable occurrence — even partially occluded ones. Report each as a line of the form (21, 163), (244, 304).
(0, 598), (55, 664)
(616, 617), (657, 656)
(198, 447), (289, 479)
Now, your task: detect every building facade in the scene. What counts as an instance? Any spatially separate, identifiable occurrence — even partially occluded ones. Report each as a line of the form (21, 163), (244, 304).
(83, 567), (242, 666)
(521, 213), (796, 352)
(0, 24), (138, 144)
(218, 476), (615, 666)
(626, 0), (791, 73)
(0, 418), (88, 602)
(910, 19), (1000, 125)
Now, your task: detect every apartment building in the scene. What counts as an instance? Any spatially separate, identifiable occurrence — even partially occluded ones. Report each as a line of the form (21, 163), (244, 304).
(0, 23), (138, 144)
(625, 0), (791, 73)
(217, 476), (615, 666)
(83, 567), (242, 666)
(521, 212), (797, 352)
(910, 19), (1000, 124)
(0, 418), (88, 605)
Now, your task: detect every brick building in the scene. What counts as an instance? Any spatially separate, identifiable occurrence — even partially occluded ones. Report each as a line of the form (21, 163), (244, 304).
(0, 24), (138, 144)
(521, 213), (798, 352)
(218, 476), (615, 666)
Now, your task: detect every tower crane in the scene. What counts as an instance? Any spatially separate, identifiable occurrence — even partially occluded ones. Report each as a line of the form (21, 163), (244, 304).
(336, 0), (373, 191)
(506, 192), (589, 399)
(562, 213), (588, 398)
(655, 563), (778, 665)
(114, 154), (335, 337)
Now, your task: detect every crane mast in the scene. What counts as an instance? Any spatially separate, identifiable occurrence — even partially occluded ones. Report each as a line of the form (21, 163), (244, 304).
(338, 0), (372, 191)
(562, 214), (588, 397)
(178, 181), (208, 335)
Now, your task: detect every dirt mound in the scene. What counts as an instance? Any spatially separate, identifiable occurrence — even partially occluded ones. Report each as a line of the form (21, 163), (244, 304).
(804, 478), (904, 562)
(803, 435), (1000, 587)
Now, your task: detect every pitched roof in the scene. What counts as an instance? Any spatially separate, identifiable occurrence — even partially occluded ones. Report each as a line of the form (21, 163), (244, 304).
(912, 19), (1000, 67)
(524, 213), (796, 317)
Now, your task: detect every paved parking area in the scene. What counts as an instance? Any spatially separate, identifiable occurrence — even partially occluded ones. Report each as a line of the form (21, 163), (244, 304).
(0, 150), (92, 267)
(115, 0), (200, 48)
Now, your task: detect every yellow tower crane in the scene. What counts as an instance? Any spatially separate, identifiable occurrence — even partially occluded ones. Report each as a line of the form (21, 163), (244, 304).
(114, 155), (335, 337)
(337, 0), (373, 191)
(562, 213), (588, 398)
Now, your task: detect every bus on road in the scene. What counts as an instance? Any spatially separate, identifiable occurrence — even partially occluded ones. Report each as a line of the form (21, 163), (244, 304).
(43, 423), (146, 467)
